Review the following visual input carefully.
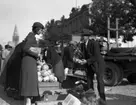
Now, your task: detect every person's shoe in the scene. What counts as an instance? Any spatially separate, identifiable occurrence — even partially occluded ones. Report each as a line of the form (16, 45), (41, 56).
(105, 87), (112, 92)
(97, 98), (107, 105)
(31, 96), (41, 103)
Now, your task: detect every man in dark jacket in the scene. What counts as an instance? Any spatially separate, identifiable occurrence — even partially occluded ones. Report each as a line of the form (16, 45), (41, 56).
(46, 46), (65, 83)
(80, 31), (106, 103)
(62, 41), (76, 69)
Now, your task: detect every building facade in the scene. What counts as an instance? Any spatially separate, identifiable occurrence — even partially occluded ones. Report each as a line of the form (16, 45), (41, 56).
(62, 3), (92, 34)
(47, 3), (92, 42)
(60, 3), (92, 35)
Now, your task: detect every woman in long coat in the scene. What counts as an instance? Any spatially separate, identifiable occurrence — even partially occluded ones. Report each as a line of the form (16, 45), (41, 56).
(20, 22), (44, 105)
(0, 42), (25, 100)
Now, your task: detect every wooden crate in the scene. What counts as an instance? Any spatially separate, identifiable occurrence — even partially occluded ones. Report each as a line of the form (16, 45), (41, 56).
(35, 100), (63, 105)
(39, 82), (60, 88)
(39, 82), (61, 95)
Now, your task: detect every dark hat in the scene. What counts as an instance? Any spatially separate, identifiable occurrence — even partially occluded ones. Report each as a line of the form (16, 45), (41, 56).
(5, 41), (15, 49)
(32, 22), (44, 29)
(82, 33), (90, 36)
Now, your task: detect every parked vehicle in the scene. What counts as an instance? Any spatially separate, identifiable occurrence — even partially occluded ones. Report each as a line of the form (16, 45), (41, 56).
(62, 42), (136, 87)
(103, 47), (136, 86)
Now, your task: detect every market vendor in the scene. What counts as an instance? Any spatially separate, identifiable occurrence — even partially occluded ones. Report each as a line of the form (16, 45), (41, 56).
(80, 30), (106, 104)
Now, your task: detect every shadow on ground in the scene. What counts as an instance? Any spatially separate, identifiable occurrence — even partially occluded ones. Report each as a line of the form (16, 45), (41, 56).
(117, 79), (136, 86)
(106, 93), (136, 105)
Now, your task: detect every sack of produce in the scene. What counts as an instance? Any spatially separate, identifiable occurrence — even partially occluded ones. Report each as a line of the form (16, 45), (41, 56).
(37, 60), (58, 83)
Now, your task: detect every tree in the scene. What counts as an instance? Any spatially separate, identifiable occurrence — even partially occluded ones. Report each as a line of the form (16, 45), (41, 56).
(45, 18), (62, 42)
(90, 0), (136, 42)
(60, 15), (65, 22)
(45, 19), (55, 32)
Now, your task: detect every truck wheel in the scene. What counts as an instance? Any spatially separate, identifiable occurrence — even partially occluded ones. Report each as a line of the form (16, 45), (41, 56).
(103, 62), (118, 86)
(103, 62), (123, 86)
(127, 74), (136, 83)
(115, 65), (124, 85)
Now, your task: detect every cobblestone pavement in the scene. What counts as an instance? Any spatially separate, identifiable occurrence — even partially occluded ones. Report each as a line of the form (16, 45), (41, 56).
(0, 80), (136, 105)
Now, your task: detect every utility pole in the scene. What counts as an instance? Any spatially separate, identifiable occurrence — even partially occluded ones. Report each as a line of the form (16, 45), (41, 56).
(107, 17), (119, 50)
(107, 17), (110, 50)
(116, 18), (119, 47)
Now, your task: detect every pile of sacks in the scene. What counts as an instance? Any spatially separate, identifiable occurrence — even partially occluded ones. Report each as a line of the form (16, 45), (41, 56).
(37, 60), (58, 82)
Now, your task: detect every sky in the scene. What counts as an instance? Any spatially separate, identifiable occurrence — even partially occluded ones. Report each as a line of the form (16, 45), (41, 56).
(0, 0), (90, 45)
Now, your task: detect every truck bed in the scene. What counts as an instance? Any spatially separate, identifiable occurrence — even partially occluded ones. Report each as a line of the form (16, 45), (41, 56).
(104, 47), (136, 61)
(104, 55), (136, 61)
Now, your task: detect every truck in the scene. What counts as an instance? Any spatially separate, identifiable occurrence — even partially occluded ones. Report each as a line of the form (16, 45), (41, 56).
(61, 42), (136, 87)
(103, 47), (136, 86)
